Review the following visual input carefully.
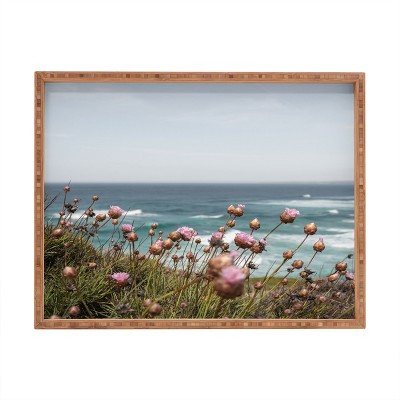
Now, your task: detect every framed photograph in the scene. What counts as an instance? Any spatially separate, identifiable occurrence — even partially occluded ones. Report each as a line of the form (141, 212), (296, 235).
(34, 72), (365, 329)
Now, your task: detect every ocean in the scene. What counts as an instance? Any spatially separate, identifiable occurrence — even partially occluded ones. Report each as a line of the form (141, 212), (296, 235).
(44, 183), (354, 277)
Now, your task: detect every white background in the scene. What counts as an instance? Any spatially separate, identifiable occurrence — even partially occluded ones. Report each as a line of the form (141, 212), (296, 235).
(1, 0), (399, 399)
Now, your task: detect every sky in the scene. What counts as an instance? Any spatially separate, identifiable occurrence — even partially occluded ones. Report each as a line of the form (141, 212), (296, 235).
(44, 82), (354, 183)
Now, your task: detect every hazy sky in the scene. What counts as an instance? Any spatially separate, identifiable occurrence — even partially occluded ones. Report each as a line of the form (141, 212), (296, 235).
(45, 82), (354, 183)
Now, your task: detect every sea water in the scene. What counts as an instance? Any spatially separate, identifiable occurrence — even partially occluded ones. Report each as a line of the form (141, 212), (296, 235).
(45, 183), (354, 277)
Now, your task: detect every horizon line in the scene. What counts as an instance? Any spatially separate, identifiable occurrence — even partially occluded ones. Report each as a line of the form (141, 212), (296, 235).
(45, 180), (354, 185)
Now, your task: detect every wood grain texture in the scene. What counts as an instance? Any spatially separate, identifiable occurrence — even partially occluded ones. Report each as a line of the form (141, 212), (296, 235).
(34, 72), (366, 329)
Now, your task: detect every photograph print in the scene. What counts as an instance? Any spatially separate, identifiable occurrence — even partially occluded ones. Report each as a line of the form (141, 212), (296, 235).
(36, 72), (365, 327)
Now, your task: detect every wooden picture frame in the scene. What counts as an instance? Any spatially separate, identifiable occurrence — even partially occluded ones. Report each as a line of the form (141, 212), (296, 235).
(34, 72), (365, 329)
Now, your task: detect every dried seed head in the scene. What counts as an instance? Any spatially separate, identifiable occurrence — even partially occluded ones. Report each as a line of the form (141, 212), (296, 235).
(222, 243), (230, 250)
(126, 232), (138, 242)
(283, 250), (294, 260)
(335, 262), (348, 272)
(249, 218), (261, 230)
(226, 220), (236, 228)
(304, 223), (317, 235)
(292, 259), (304, 269)
(52, 228), (63, 238)
(63, 266), (77, 279)
(149, 303), (162, 316)
(168, 231), (182, 242)
(68, 305), (80, 316)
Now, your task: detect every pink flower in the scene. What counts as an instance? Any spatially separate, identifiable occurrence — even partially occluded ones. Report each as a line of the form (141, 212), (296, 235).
(111, 272), (130, 287)
(285, 208), (300, 217)
(177, 226), (198, 241)
(108, 206), (125, 219)
(280, 208), (300, 224)
(210, 231), (224, 246)
(234, 232), (256, 249)
(259, 238), (269, 247)
(122, 224), (133, 233)
(229, 250), (241, 261)
(345, 272), (355, 280)
(155, 239), (164, 247)
(237, 204), (245, 209)
(221, 266), (246, 285)
(214, 266), (246, 299)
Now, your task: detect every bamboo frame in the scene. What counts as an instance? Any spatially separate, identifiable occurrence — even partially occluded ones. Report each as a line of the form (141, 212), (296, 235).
(34, 72), (365, 329)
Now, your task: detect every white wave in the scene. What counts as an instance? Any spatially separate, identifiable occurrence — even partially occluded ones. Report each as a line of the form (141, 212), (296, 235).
(252, 199), (354, 209)
(342, 219), (354, 224)
(303, 194), (311, 198)
(190, 214), (224, 219)
(272, 231), (354, 250)
(326, 228), (353, 233)
(328, 209), (339, 214)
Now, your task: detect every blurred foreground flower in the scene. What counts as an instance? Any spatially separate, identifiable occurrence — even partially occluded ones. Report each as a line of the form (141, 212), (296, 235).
(214, 266), (246, 299)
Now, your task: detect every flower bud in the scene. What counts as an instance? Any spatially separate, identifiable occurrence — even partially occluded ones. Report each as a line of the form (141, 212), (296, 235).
(233, 207), (244, 217)
(207, 255), (233, 278)
(313, 238), (325, 252)
(180, 302), (188, 309)
(254, 281), (263, 290)
(149, 243), (163, 255)
(203, 246), (211, 253)
(283, 309), (292, 316)
(73, 198), (79, 203)
(332, 291), (342, 299)
(222, 243), (230, 251)
(227, 205), (236, 215)
(92, 195), (99, 201)
(300, 271), (308, 279)
(318, 295), (327, 303)
(226, 219), (236, 228)
(283, 250), (294, 260)
(250, 243), (263, 254)
(151, 223), (158, 230)
(293, 302), (303, 310)
(88, 262), (97, 269)
(126, 232), (138, 242)
(345, 272), (355, 280)
(163, 238), (174, 250)
(249, 218), (261, 230)
(281, 278), (288, 285)
(292, 259), (304, 269)
(52, 228), (63, 238)
(149, 303), (162, 316)
(63, 266), (77, 279)
(68, 305), (80, 316)
(304, 223), (317, 235)
(299, 288), (309, 298)
(195, 238), (202, 244)
(96, 213), (107, 222)
(168, 231), (182, 242)
(143, 299), (152, 308)
(335, 262), (348, 272)
(64, 186), (70, 192)
(137, 253), (146, 261)
(112, 219), (119, 225)
(186, 252), (195, 260)
(328, 272), (340, 282)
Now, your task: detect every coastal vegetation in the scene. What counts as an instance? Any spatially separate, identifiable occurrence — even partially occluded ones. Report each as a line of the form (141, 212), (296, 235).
(44, 185), (355, 320)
